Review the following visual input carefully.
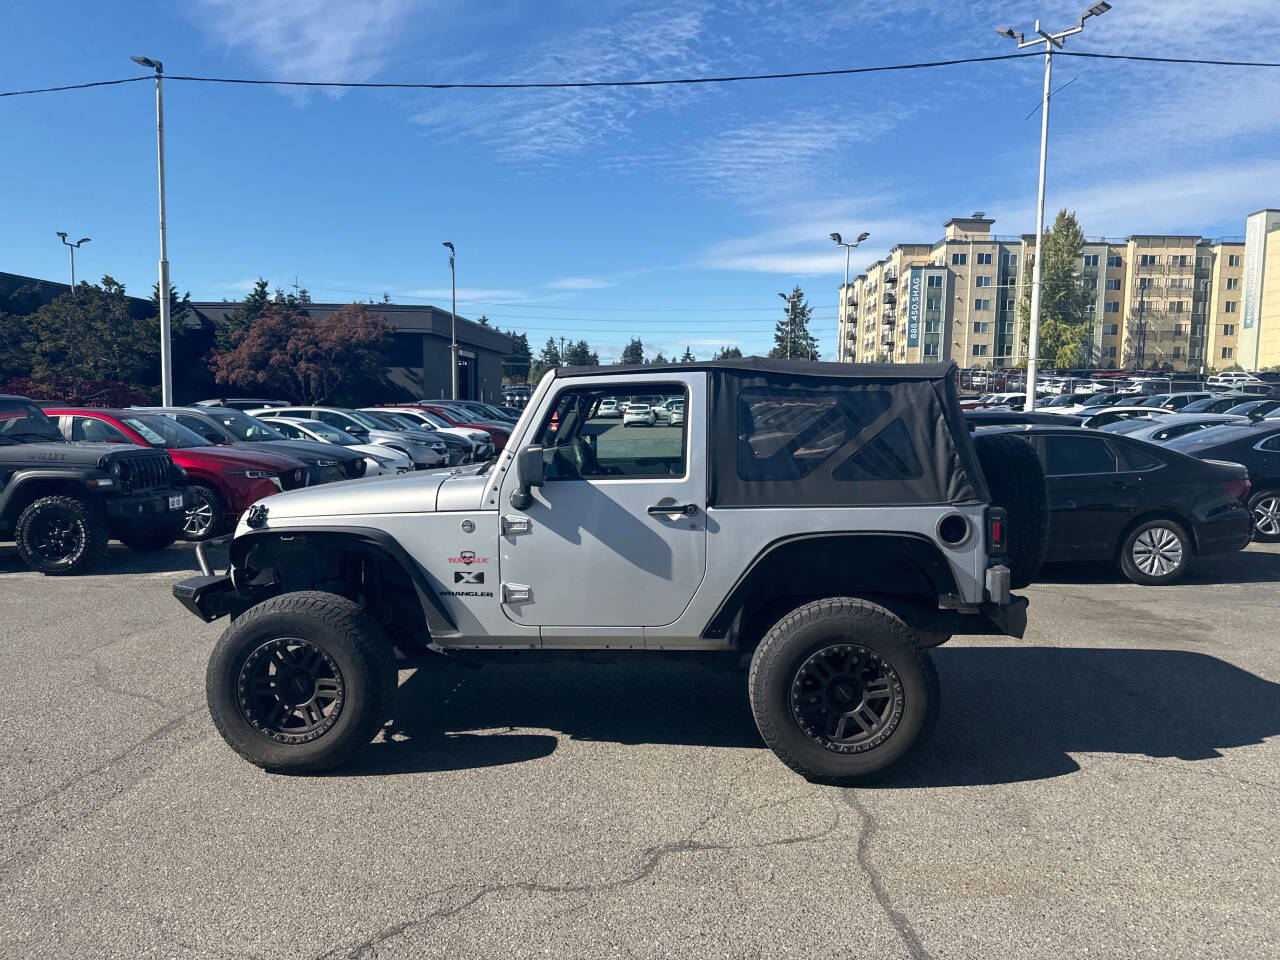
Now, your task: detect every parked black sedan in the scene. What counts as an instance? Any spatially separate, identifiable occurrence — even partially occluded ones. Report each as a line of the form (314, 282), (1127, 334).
(976, 425), (1252, 584)
(1165, 419), (1280, 543)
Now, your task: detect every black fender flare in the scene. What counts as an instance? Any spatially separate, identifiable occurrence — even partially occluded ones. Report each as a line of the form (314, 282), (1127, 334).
(0, 469), (102, 527)
(231, 525), (459, 639)
(700, 531), (964, 641)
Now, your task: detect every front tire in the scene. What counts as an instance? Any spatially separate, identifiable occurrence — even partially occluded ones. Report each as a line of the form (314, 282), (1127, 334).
(205, 592), (397, 773)
(181, 483), (226, 542)
(749, 598), (939, 785)
(1119, 518), (1190, 585)
(15, 495), (109, 575)
(1249, 490), (1280, 543)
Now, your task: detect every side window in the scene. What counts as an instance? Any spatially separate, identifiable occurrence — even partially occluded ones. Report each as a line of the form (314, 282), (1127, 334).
(1117, 443), (1164, 471)
(1042, 435), (1118, 476)
(315, 411), (348, 429)
(832, 419), (923, 481)
(737, 387), (895, 481)
(535, 384), (687, 480)
(272, 421), (303, 439)
(177, 414), (223, 444)
(69, 416), (130, 444)
(1259, 435), (1280, 453)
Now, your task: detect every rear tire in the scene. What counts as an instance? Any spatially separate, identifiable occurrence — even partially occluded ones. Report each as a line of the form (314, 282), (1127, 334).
(972, 432), (1049, 589)
(1119, 518), (1191, 585)
(181, 483), (226, 542)
(15, 495), (109, 575)
(205, 591), (397, 773)
(748, 598), (938, 785)
(1248, 490), (1280, 543)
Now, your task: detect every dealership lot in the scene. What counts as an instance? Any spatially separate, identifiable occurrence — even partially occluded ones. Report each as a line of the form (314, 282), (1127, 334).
(1, 544), (1277, 959)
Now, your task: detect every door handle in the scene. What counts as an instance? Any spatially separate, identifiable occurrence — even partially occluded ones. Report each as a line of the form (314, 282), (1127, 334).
(648, 503), (698, 517)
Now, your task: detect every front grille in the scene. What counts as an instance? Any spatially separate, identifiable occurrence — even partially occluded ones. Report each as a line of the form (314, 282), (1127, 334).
(116, 454), (171, 493)
(342, 458), (366, 480)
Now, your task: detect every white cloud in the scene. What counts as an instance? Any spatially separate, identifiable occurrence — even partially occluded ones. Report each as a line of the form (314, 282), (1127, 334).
(193, 0), (421, 88)
(546, 276), (614, 290)
(404, 287), (529, 302)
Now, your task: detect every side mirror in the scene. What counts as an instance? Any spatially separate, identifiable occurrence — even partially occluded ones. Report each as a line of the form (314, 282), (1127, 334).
(510, 444), (545, 510)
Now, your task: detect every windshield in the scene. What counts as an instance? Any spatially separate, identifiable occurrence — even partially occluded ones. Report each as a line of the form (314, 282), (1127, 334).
(122, 415), (209, 449)
(375, 411), (423, 431)
(338, 410), (387, 430)
(0, 399), (64, 443)
(208, 408), (287, 442)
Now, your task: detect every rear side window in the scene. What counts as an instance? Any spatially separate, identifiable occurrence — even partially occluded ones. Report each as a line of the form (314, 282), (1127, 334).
(737, 387), (894, 481)
(1042, 435), (1118, 476)
(1116, 443), (1164, 471)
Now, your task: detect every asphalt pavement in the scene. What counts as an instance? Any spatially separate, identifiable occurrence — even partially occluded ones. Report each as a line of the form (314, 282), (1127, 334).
(1, 541), (1277, 959)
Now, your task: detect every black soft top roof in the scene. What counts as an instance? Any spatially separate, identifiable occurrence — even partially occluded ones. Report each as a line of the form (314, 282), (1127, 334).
(556, 358), (957, 382)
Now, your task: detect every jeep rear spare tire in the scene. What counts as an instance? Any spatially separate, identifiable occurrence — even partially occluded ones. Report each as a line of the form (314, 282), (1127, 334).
(748, 598), (939, 785)
(972, 432), (1048, 589)
(15, 495), (109, 575)
(205, 591), (397, 773)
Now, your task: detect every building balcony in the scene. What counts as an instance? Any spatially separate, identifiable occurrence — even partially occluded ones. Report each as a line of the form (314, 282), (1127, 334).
(884, 269), (898, 284)
(883, 289), (897, 304)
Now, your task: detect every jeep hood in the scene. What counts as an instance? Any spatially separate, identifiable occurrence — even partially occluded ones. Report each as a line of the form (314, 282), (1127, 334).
(3, 441), (149, 467)
(257, 469), (454, 521)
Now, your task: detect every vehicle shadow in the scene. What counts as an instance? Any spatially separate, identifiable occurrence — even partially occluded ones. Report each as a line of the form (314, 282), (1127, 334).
(1036, 544), (1280, 586)
(0, 541), (204, 576)
(341, 646), (1279, 786)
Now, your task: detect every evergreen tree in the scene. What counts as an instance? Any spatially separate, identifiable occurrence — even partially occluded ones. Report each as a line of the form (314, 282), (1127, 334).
(538, 336), (562, 368)
(680, 346), (695, 362)
(502, 330), (533, 383)
(713, 345), (743, 359)
(650, 351), (669, 365)
(1017, 209), (1096, 370)
(770, 286), (819, 360)
(620, 337), (645, 365)
(219, 279), (271, 350)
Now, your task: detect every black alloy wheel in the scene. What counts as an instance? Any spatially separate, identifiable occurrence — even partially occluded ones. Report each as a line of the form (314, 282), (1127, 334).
(237, 638), (345, 744)
(29, 512), (83, 564)
(14, 495), (109, 575)
(790, 643), (904, 754)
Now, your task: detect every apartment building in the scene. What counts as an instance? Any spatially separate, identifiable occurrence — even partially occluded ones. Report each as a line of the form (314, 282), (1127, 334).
(837, 212), (1263, 372)
(1237, 209), (1280, 371)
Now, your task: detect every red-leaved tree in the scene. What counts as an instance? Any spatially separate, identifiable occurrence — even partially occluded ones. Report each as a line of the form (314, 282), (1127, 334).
(213, 303), (393, 404)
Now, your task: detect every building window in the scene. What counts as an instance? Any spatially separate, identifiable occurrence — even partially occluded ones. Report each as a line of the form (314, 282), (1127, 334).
(1170, 301), (1185, 313)
(927, 275), (943, 287)
(1197, 256), (1211, 269)
(926, 296), (941, 310)
(1103, 323), (1119, 336)
(1002, 298), (1016, 311)
(924, 319), (940, 333)
(1104, 301), (1120, 313)
(974, 299), (991, 311)
(1225, 301), (1238, 314)
(923, 343), (939, 358)
(1083, 254), (1099, 267)
(1227, 277), (1240, 290)
(1139, 254), (1160, 266)
(1229, 254), (1242, 267)
(975, 275), (992, 287)
(1173, 346), (1184, 358)
(972, 344), (988, 356)
(1223, 323), (1236, 336)
(1102, 346), (1117, 359)
(951, 253), (967, 265)
(972, 321), (990, 333)
(976, 252), (992, 265)
(1106, 278), (1121, 290)
(1221, 347), (1234, 359)
(1107, 254), (1123, 268)
(1000, 253), (1018, 266)
(1169, 277), (1185, 289)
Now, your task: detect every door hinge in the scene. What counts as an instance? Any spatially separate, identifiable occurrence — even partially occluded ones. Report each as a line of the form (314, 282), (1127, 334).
(502, 515), (531, 534)
(502, 583), (532, 602)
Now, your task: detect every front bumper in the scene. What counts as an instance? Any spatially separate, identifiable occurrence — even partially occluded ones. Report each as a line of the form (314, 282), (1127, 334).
(105, 487), (185, 521)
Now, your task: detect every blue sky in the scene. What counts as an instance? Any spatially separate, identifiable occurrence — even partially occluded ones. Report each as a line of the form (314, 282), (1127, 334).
(4, 1), (1279, 362)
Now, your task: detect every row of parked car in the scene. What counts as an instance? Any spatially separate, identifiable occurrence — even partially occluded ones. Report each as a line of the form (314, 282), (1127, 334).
(966, 385), (1280, 586)
(0, 393), (526, 574)
(596, 395), (686, 427)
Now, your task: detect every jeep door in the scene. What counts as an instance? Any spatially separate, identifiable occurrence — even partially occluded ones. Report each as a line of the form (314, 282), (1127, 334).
(498, 373), (708, 627)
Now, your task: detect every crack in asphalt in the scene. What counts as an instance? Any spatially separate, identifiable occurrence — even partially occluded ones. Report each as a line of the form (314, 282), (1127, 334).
(842, 791), (936, 960)
(317, 760), (848, 960)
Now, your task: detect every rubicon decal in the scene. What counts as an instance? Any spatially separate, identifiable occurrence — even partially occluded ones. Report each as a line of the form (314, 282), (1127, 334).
(454, 571), (484, 584)
(448, 550), (490, 565)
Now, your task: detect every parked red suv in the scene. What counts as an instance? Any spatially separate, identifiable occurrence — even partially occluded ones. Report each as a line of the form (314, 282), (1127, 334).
(389, 404), (511, 452)
(48, 408), (309, 542)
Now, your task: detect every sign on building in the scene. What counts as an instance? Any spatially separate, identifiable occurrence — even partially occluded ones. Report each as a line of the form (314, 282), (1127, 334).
(907, 267), (923, 349)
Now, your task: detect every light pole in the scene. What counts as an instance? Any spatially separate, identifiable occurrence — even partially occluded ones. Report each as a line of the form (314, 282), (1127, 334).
(778, 290), (801, 359)
(442, 242), (457, 399)
(831, 231), (870, 362)
(997, 2), (1110, 411)
(56, 232), (90, 290)
(131, 54), (173, 406)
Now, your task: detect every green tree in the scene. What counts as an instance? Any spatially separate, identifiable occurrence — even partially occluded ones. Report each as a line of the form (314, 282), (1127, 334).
(770, 286), (819, 360)
(680, 346), (695, 362)
(1017, 209), (1096, 370)
(476, 314), (491, 327)
(218, 279), (271, 350)
(620, 337), (645, 365)
(502, 330), (533, 383)
(0, 309), (31, 383)
(713, 345), (743, 359)
(650, 351), (669, 365)
(563, 339), (598, 366)
(26, 277), (160, 388)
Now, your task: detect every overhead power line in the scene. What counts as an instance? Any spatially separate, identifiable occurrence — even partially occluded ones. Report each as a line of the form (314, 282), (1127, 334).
(5, 50), (1276, 99)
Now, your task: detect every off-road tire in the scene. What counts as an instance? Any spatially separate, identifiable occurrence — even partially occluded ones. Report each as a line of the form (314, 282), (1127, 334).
(1118, 518), (1191, 586)
(181, 483), (226, 542)
(972, 432), (1048, 589)
(14, 495), (109, 575)
(118, 518), (181, 552)
(206, 591), (397, 773)
(1248, 490), (1280, 543)
(748, 598), (939, 785)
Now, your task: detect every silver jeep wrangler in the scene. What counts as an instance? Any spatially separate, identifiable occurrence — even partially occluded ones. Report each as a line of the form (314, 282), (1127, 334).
(175, 359), (1038, 784)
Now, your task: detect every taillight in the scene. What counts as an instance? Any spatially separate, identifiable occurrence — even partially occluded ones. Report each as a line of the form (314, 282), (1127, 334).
(987, 506), (1007, 556)
(1222, 478), (1251, 503)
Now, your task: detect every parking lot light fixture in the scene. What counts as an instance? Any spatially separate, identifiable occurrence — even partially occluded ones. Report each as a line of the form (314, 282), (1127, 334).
(832, 231), (870, 362)
(996, 3), (1109, 411)
(131, 53), (173, 406)
(56, 232), (90, 290)
(443, 242), (457, 399)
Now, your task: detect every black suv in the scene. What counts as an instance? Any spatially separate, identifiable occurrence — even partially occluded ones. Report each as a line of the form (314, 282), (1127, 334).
(0, 395), (187, 573)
